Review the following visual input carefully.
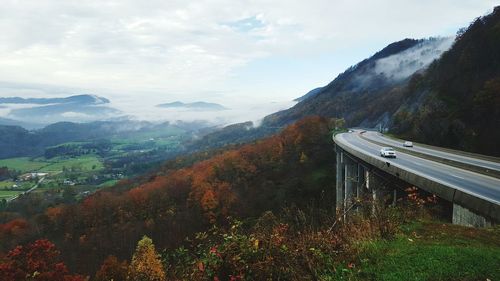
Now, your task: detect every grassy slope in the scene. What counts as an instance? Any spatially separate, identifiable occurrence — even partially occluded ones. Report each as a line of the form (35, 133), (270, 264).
(355, 222), (500, 281)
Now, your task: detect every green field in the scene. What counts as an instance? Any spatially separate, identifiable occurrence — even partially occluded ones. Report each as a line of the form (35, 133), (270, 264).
(0, 155), (103, 173)
(39, 155), (103, 172)
(0, 181), (32, 190)
(0, 181), (16, 189)
(0, 157), (47, 172)
(0, 190), (23, 200)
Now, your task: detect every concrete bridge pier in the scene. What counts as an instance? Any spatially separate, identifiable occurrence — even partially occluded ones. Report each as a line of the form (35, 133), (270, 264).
(335, 148), (344, 214)
(452, 204), (492, 228)
(335, 147), (361, 218)
(365, 169), (384, 215)
(344, 160), (357, 212)
(356, 164), (365, 198)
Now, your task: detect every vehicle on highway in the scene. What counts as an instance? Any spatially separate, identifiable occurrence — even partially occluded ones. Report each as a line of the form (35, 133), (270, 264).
(380, 147), (396, 158)
(403, 141), (413, 147)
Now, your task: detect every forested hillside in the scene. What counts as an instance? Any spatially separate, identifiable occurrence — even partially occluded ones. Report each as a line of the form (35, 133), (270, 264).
(1, 6), (499, 281)
(262, 38), (449, 128)
(391, 7), (500, 155)
(257, 7), (500, 156)
(2, 116), (497, 280)
(0, 116), (337, 276)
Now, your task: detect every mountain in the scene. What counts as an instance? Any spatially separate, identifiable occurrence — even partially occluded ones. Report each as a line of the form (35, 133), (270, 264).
(0, 94), (119, 124)
(0, 117), (44, 130)
(0, 126), (42, 159)
(262, 37), (454, 129)
(157, 101), (227, 111)
(0, 94), (110, 105)
(294, 87), (323, 102)
(390, 7), (500, 156)
(186, 121), (275, 151)
(190, 37), (455, 152)
(0, 119), (200, 159)
(258, 7), (500, 156)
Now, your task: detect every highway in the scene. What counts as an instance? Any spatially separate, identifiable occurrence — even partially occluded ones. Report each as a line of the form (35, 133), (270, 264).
(361, 131), (500, 173)
(335, 132), (500, 205)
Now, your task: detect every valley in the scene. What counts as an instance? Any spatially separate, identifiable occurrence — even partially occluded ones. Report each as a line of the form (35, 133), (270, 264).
(0, 3), (499, 281)
(0, 124), (190, 205)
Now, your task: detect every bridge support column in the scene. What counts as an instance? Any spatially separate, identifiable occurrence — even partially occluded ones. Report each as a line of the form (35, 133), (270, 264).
(344, 160), (357, 211)
(365, 170), (383, 214)
(356, 164), (365, 198)
(392, 189), (398, 206)
(452, 203), (492, 228)
(335, 148), (345, 213)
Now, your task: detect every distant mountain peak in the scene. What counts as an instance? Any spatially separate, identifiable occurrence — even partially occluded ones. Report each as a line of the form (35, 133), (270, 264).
(0, 94), (110, 105)
(0, 94), (118, 125)
(157, 101), (227, 111)
(294, 87), (324, 102)
(65, 94), (110, 105)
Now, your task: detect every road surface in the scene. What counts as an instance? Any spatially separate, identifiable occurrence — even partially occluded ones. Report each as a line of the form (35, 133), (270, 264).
(335, 132), (500, 205)
(361, 131), (500, 173)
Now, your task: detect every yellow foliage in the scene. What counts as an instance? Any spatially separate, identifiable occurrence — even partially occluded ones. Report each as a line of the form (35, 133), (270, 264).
(128, 236), (166, 281)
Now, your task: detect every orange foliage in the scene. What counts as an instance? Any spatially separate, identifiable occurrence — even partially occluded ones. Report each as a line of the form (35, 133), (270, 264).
(0, 219), (29, 237)
(95, 255), (128, 281)
(45, 206), (64, 223)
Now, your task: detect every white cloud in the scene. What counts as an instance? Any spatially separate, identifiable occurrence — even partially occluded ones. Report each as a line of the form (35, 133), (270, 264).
(374, 37), (455, 81)
(60, 111), (92, 118)
(0, 0), (498, 121)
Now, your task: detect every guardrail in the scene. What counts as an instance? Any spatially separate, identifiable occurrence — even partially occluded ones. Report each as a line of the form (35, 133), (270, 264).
(359, 133), (500, 179)
(334, 133), (500, 222)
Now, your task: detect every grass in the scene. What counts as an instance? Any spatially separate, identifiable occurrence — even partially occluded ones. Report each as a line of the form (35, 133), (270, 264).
(354, 222), (500, 281)
(0, 190), (23, 200)
(0, 181), (32, 190)
(38, 155), (103, 172)
(0, 181), (16, 189)
(0, 155), (103, 173)
(0, 157), (47, 172)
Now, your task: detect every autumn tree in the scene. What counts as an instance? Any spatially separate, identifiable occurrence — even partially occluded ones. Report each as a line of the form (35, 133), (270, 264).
(95, 255), (128, 281)
(0, 239), (85, 281)
(128, 236), (165, 281)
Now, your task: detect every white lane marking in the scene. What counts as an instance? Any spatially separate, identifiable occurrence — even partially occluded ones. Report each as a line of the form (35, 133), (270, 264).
(450, 174), (465, 180)
(336, 133), (500, 205)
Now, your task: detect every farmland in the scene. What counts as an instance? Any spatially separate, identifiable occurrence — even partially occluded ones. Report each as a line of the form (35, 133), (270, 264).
(0, 131), (186, 203)
(0, 155), (103, 174)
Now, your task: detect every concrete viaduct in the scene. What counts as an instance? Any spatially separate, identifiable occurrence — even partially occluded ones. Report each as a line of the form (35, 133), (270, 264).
(334, 131), (500, 227)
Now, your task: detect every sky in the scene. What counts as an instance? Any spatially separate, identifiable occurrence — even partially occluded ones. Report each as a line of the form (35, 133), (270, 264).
(0, 0), (498, 123)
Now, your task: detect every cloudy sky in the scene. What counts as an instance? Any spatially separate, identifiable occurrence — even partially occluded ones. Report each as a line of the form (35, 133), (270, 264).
(0, 0), (498, 122)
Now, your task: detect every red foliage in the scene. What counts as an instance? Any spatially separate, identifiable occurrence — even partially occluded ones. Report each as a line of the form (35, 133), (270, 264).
(0, 116), (335, 275)
(0, 239), (86, 281)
